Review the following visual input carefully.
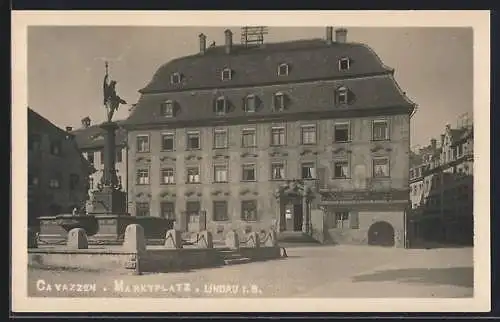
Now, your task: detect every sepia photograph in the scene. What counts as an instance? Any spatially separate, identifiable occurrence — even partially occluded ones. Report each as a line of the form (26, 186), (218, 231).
(12, 11), (490, 313)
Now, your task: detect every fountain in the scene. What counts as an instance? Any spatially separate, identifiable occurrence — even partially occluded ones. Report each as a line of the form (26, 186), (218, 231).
(37, 62), (174, 245)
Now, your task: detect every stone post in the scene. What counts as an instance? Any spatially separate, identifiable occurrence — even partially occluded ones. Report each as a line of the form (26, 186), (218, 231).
(164, 229), (182, 249)
(197, 231), (213, 248)
(225, 230), (239, 249)
(247, 232), (260, 248)
(123, 224), (146, 252)
(100, 122), (118, 188)
(67, 228), (89, 249)
(199, 211), (207, 231)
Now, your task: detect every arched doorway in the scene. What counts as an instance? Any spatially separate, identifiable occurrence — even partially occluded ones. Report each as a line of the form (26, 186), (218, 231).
(368, 221), (395, 247)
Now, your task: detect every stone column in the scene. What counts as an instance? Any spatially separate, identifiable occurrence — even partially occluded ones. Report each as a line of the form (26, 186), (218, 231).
(100, 122), (118, 187)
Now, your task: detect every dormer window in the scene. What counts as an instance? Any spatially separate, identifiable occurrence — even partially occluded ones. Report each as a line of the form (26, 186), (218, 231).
(170, 72), (182, 84)
(273, 92), (286, 111)
(215, 96), (227, 116)
(244, 95), (256, 113)
(160, 100), (175, 117)
(338, 57), (351, 71)
(335, 86), (352, 105)
(221, 68), (232, 81)
(277, 63), (289, 76)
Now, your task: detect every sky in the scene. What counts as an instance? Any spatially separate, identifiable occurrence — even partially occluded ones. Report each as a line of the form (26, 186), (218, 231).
(27, 26), (473, 148)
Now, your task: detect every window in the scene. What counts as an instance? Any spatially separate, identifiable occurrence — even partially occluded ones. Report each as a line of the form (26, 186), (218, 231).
(301, 162), (316, 179)
(186, 201), (200, 222)
(214, 165), (228, 183)
(49, 178), (60, 189)
(409, 169), (414, 179)
(373, 158), (390, 178)
(89, 177), (94, 191)
(186, 131), (200, 150)
(221, 68), (232, 81)
(136, 202), (150, 217)
(87, 151), (95, 165)
(336, 87), (349, 104)
(271, 162), (285, 180)
(301, 125), (316, 145)
(213, 129), (228, 149)
(372, 120), (389, 141)
(50, 140), (62, 156)
(136, 135), (150, 152)
(335, 212), (349, 228)
(242, 128), (256, 147)
(458, 144), (463, 157)
(160, 202), (175, 220)
(273, 92), (286, 111)
(170, 73), (181, 84)
(213, 201), (229, 221)
(187, 167), (200, 183)
(69, 174), (79, 190)
(241, 200), (257, 222)
(28, 134), (41, 151)
(161, 168), (175, 184)
(242, 164), (256, 181)
(215, 97), (227, 116)
(161, 133), (175, 151)
(244, 95), (256, 113)
(271, 127), (285, 146)
(338, 57), (351, 71)
(333, 161), (349, 179)
(334, 123), (350, 142)
(278, 63), (289, 76)
(161, 100), (175, 117)
(136, 169), (150, 185)
(116, 148), (122, 163)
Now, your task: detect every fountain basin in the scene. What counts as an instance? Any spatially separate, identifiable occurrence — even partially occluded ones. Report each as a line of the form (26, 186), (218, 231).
(55, 214), (99, 236)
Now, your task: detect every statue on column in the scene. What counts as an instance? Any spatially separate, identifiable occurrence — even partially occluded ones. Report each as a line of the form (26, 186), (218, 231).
(103, 61), (127, 122)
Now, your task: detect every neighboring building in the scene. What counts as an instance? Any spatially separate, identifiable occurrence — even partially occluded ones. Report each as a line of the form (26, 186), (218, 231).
(71, 117), (129, 211)
(28, 108), (92, 229)
(408, 119), (474, 245)
(121, 27), (416, 247)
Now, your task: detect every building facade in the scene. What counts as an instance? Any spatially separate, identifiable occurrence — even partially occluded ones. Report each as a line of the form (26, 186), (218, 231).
(28, 108), (91, 229)
(408, 119), (474, 245)
(71, 117), (129, 212)
(121, 27), (415, 247)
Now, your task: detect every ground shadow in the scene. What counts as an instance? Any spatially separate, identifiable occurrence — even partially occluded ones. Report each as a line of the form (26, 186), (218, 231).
(352, 267), (473, 288)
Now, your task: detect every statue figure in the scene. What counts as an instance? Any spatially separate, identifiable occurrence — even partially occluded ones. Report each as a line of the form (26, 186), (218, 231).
(103, 62), (127, 122)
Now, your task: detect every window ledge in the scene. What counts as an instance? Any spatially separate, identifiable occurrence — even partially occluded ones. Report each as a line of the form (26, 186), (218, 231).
(213, 181), (229, 184)
(332, 177), (351, 180)
(160, 183), (176, 186)
(241, 180), (257, 183)
(186, 182), (202, 185)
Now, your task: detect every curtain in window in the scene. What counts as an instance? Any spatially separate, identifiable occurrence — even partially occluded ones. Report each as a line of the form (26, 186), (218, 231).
(215, 167), (227, 182)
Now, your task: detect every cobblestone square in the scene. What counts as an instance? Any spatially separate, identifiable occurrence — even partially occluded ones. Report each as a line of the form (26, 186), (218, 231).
(28, 245), (473, 298)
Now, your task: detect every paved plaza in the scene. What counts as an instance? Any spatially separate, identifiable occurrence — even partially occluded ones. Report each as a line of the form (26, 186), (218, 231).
(28, 245), (473, 298)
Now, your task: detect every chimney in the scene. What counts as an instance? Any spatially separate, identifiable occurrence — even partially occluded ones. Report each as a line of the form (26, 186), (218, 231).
(199, 33), (206, 54)
(430, 138), (437, 150)
(224, 29), (233, 54)
(66, 126), (73, 132)
(326, 26), (333, 45)
(335, 28), (348, 43)
(81, 117), (91, 128)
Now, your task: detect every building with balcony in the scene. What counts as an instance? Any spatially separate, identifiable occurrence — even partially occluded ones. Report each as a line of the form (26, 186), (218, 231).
(28, 108), (92, 229)
(121, 27), (416, 247)
(71, 117), (129, 212)
(408, 119), (473, 245)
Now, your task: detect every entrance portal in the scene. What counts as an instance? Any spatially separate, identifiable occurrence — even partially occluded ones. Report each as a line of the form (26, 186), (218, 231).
(293, 203), (303, 231)
(368, 221), (395, 247)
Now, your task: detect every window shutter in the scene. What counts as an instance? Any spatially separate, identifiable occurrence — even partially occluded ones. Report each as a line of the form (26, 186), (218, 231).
(349, 211), (359, 229)
(254, 95), (262, 111)
(271, 94), (276, 111)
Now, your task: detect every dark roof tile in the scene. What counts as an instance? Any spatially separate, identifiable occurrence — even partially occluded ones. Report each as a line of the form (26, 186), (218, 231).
(123, 74), (414, 127)
(140, 39), (393, 94)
